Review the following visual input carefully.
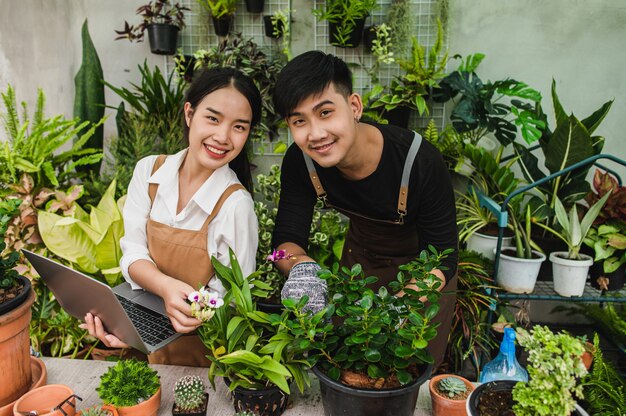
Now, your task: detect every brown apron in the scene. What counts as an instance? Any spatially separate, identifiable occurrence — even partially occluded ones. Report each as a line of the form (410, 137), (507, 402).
(303, 133), (457, 372)
(145, 155), (245, 367)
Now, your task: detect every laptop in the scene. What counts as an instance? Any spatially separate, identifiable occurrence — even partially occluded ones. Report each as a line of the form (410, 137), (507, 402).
(23, 249), (181, 354)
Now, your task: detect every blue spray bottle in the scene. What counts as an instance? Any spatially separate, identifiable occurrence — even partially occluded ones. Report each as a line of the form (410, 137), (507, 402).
(479, 327), (528, 383)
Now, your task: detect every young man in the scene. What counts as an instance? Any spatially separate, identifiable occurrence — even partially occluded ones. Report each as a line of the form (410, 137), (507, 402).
(271, 51), (458, 370)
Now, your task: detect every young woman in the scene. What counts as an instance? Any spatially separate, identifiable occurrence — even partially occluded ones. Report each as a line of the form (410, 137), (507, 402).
(81, 68), (261, 366)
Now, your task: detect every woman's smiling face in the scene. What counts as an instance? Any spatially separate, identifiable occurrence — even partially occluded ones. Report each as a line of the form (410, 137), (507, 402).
(184, 85), (253, 171)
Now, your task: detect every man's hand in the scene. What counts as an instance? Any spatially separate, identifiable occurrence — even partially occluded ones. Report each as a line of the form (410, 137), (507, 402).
(281, 262), (327, 314)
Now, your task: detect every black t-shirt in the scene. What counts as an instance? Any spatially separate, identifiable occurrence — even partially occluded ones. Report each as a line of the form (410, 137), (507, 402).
(272, 122), (458, 279)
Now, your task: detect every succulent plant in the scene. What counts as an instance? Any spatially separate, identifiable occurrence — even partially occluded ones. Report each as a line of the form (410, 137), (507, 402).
(174, 375), (207, 412)
(438, 376), (467, 398)
(78, 406), (114, 416)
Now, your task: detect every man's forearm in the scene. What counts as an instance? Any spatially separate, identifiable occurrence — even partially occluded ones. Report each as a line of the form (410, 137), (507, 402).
(273, 242), (317, 275)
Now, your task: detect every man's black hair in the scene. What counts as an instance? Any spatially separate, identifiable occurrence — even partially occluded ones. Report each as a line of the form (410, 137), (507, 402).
(273, 51), (353, 118)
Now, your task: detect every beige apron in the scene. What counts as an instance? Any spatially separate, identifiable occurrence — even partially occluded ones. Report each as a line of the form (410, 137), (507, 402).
(145, 155), (244, 367)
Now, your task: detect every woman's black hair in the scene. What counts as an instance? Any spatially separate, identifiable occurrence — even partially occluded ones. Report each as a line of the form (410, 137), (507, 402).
(273, 51), (353, 119)
(183, 67), (262, 193)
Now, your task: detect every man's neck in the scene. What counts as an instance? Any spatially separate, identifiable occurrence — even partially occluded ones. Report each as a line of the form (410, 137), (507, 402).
(337, 123), (384, 180)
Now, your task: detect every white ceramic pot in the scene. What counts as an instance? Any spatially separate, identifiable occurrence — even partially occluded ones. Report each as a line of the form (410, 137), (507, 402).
(496, 249), (546, 293)
(550, 252), (593, 297)
(467, 232), (513, 261)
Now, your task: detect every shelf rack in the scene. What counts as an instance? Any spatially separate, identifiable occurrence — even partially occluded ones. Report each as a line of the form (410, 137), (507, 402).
(476, 153), (626, 303)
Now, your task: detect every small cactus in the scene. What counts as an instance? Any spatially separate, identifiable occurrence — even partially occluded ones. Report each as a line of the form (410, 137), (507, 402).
(174, 375), (207, 412)
(438, 376), (467, 398)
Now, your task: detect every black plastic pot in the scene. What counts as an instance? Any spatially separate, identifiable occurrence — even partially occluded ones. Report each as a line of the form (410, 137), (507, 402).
(226, 379), (288, 416)
(382, 106), (411, 129)
(212, 15), (232, 37)
(146, 23), (179, 55)
(256, 300), (285, 314)
(0, 274), (31, 315)
(328, 17), (366, 48)
(263, 15), (284, 38)
(363, 25), (377, 52)
(175, 54), (196, 83)
(312, 363), (432, 416)
(590, 262), (625, 291)
(171, 392), (209, 416)
(245, 0), (265, 13)
(467, 380), (517, 416)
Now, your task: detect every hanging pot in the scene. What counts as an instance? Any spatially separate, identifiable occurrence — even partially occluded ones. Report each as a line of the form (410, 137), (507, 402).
(550, 252), (593, 297)
(225, 379), (288, 416)
(263, 15), (284, 38)
(0, 279), (34, 407)
(466, 231), (513, 261)
(363, 25), (377, 52)
(382, 106), (411, 129)
(328, 17), (367, 48)
(312, 364), (431, 416)
(245, 0), (265, 13)
(590, 262), (625, 291)
(146, 23), (179, 55)
(212, 15), (233, 37)
(496, 249), (545, 294)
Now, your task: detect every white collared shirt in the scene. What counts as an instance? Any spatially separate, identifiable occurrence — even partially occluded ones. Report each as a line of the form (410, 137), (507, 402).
(119, 149), (258, 296)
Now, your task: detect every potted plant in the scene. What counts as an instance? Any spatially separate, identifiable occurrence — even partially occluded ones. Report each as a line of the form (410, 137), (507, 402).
(244, 0), (264, 13)
(467, 326), (589, 416)
(115, 0), (190, 55)
(197, 0), (237, 36)
(429, 374), (474, 416)
(172, 375), (208, 416)
(96, 359), (161, 416)
(263, 9), (292, 61)
(13, 384), (79, 416)
(78, 405), (119, 416)
(313, 0), (377, 48)
(197, 250), (313, 415)
(535, 192), (610, 297)
(0, 198), (37, 409)
(583, 169), (626, 291)
(286, 246), (452, 416)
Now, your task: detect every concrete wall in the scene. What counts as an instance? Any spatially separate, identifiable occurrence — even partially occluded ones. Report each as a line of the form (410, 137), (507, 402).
(449, 0), (626, 178)
(1, 0), (624, 177)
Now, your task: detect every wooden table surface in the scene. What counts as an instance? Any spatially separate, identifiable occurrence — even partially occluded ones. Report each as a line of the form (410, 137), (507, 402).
(42, 357), (434, 415)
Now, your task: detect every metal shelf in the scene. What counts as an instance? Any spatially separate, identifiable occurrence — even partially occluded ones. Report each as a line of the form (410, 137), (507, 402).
(496, 281), (626, 303)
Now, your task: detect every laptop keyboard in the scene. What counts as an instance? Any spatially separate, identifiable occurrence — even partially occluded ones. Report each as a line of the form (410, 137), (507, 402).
(116, 295), (176, 346)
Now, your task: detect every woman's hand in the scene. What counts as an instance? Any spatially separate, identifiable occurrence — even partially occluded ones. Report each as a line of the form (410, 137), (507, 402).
(79, 313), (130, 348)
(158, 278), (203, 333)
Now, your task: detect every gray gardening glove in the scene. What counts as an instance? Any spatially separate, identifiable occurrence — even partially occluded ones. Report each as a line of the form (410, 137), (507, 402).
(281, 262), (327, 314)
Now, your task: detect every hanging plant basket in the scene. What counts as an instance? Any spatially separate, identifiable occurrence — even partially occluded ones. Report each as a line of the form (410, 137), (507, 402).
(245, 0), (265, 13)
(146, 23), (179, 55)
(328, 17), (366, 48)
(382, 106), (411, 129)
(212, 15), (232, 37)
(263, 15), (284, 38)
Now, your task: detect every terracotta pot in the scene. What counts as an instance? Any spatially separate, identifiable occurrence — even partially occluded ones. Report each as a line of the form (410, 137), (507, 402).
(0, 287), (35, 407)
(115, 387), (161, 416)
(78, 405), (119, 416)
(0, 356), (47, 416)
(429, 374), (474, 416)
(13, 384), (76, 416)
(581, 341), (596, 371)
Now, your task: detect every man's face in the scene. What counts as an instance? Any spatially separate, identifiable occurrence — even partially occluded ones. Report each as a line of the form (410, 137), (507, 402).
(286, 83), (362, 168)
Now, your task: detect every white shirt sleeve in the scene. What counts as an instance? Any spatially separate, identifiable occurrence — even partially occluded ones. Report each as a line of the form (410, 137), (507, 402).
(210, 189), (259, 285)
(119, 155), (158, 290)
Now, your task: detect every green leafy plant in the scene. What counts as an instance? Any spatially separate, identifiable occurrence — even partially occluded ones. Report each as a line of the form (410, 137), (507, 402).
(385, 0), (413, 60)
(287, 246), (451, 388)
(0, 198), (23, 290)
(115, 0), (190, 42)
(268, 9), (292, 61)
(512, 326), (587, 416)
(37, 180), (125, 286)
(174, 375), (207, 412)
(535, 191), (611, 260)
(0, 84), (104, 193)
(432, 53), (544, 146)
(198, 249), (313, 395)
(97, 359), (160, 407)
(233, 412), (255, 416)
(582, 333), (626, 416)
(197, 0), (237, 19)
(438, 376), (467, 398)
(314, 0), (377, 47)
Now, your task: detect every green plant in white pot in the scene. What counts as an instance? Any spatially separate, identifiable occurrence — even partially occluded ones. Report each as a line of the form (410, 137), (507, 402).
(536, 191), (611, 297)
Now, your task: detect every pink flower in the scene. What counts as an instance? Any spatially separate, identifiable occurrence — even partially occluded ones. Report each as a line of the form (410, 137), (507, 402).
(207, 292), (224, 308)
(266, 249), (291, 262)
(187, 291), (201, 303)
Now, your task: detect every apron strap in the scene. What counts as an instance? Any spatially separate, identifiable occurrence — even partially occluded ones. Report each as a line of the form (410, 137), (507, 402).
(302, 131), (423, 219)
(148, 155), (168, 204)
(199, 183), (246, 230)
(398, 132), (422, 217)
